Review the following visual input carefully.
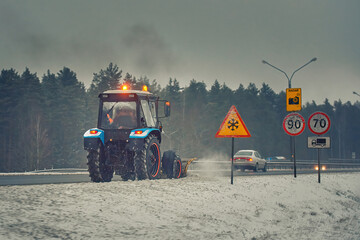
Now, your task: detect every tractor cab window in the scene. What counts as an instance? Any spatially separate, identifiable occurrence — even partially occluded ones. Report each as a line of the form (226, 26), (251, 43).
(140, 100), (155, 127)
(149, 101), (157, 123)
(101, 101), (137, 129)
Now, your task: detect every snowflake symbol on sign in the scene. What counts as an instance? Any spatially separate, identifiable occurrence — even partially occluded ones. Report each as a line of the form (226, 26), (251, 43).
(227, 118), (239, 131)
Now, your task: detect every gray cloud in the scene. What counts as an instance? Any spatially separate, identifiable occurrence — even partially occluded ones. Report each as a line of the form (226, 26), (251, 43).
(0, 0), (359, 103)
(0, 2), (114, 67)
(121, 24), (178, 75)
(0, 3), (54, 63)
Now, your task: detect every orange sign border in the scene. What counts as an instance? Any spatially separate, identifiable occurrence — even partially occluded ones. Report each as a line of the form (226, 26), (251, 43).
(215, 105), (251, 138)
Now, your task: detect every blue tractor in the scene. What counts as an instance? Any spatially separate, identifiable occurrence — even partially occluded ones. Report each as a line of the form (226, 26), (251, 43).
(83, 85), (182, 182)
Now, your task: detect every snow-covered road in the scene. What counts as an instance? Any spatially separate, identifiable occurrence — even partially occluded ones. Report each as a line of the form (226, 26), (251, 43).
(0, 173), (359, 239)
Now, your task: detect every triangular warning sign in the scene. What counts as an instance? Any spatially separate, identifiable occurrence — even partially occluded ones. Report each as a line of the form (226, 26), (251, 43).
(215, 105), (251, 138)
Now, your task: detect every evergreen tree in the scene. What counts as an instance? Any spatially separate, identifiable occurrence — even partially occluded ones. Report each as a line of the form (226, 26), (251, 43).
(123, 72), (137, 89)
(89, 63), (122, 94)
(0, 69), (21, 171)
(86, 63), (123, 129)
(183, 80), (208, 156)
(18, 68), (46, 170)
(41, 67), (87, 168)
(160, 78), (183, 153)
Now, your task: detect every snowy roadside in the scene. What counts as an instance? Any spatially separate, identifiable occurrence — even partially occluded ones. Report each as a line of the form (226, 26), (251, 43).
(0, 173), (359, 240)
(0, 169), (88, 176)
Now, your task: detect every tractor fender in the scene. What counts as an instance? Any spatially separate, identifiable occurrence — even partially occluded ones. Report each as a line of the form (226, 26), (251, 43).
(84, 128), (105, 150)
(126, 128), (161, 152)
(129, 128), (161, 143)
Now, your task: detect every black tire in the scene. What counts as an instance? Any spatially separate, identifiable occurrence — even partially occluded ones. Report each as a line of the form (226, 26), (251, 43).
(162, 151), (182, 179)
(134, 135), (161, 180)
(87, 149), (102, 182)
(87, 146), (114, 182)
(121, 172), (135, 181)
(253, 163), (259, 172)
(162, 150), (175, 178)
(118, 168), (135, 181)
(173, 157), (182, 179)
(100, 161), (114, 182)
(263, 163), (267, 172)
(117, 152), (135, 181)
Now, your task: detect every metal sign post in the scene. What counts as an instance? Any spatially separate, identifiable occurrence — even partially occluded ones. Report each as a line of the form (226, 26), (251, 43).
(293, 137), (296, 178)
(215, 105), (251, 185)
(307, 112), (331, 183)
(307, 136), (331, 183)
(231, 138), (234, 184)
(283, 113), (305, 178)
(317, 148), (321, 183)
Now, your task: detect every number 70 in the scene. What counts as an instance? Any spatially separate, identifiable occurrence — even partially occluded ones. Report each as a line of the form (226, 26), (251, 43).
(313, 119), (326, 128)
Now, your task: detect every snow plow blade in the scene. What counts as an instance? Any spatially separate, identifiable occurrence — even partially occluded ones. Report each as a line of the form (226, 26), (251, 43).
(181, 158), (197, 177)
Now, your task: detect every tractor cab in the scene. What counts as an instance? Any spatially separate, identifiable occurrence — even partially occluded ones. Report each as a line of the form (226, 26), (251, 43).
(98, 89), (169, 131)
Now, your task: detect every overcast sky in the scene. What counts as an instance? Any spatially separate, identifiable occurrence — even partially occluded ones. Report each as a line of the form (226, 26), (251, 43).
(1, 0), (359, 104)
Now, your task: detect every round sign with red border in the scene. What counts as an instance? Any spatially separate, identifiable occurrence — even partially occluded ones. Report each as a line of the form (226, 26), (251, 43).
(308, 112), (331, 135)
(283, 113), (306, 136)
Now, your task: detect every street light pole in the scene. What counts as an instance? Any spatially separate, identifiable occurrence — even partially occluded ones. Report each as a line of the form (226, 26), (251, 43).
(353, 91), (360, 97)
(262, 58), (317, 178)
(262, 58), (317, 88)
(179, 87), (186, 156)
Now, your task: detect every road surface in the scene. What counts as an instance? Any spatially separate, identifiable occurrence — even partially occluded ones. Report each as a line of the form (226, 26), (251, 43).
(1, 169), (358, 186)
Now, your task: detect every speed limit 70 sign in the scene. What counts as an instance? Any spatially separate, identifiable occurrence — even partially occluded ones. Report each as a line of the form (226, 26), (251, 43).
(308, 112), (331, 135)
(283, 113), (305, 136)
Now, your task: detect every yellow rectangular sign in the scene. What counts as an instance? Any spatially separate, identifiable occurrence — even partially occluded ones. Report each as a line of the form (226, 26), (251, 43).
(286, 88), (301, 112)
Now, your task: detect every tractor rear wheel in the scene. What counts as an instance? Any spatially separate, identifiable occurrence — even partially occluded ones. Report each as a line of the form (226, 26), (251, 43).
(87, 146), (114, 182)
(120, 172), (135, 181)
(118, 167), (135, 181)
(100, 161), (114, 182)
(134, 135), (161, 180)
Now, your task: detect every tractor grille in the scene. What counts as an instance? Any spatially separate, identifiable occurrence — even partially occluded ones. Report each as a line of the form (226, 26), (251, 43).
(104, 129), (131, 143)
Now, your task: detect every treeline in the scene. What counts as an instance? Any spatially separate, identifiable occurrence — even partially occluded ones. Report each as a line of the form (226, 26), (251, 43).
(0, 63), (359, 172)
(160, 78), (360, 162)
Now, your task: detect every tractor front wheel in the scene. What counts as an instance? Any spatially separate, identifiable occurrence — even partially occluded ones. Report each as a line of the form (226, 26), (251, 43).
(162, 150), (182, 179)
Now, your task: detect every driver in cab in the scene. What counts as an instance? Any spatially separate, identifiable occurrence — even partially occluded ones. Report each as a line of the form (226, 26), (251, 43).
(111, 105), (137, 129)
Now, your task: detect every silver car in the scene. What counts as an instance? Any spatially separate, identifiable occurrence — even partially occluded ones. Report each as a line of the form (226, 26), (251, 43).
(233, 150), (267, 172)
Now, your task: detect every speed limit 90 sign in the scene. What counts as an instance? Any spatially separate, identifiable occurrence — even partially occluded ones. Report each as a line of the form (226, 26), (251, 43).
(308, 112), (331, 135)
(283, 113), (306, 136)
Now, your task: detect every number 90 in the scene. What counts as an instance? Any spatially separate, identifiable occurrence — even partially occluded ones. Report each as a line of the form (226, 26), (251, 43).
(288, 119), (302, 129)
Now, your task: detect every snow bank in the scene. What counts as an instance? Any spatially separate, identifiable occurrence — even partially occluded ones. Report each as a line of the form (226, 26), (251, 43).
(0, 169), (88, 176)
(0, 173), (359, 239)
